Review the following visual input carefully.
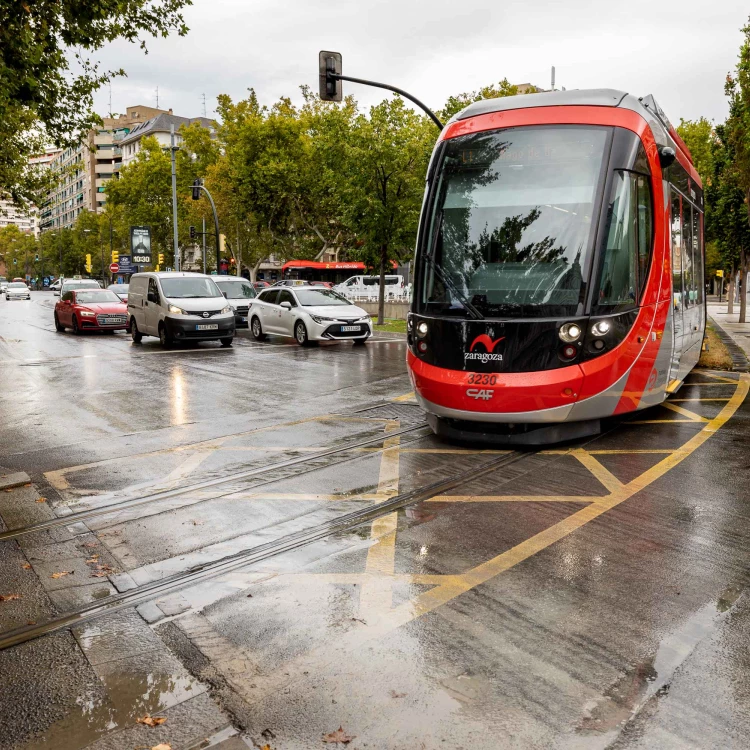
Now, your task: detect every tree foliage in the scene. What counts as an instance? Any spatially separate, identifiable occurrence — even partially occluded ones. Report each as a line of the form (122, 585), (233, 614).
(0, 0), (191, 203)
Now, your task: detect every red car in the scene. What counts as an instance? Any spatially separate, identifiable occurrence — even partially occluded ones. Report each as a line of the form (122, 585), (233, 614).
(54, 288), (129, 335)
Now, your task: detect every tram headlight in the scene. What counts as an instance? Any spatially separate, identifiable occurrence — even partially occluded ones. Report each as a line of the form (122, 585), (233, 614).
(591, 320), (611, 336)
(416, 321), (429, 338)
(558, 323), (582, 343)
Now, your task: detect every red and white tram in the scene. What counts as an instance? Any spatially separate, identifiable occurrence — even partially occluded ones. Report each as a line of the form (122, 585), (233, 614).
(407, 89), (706, 443)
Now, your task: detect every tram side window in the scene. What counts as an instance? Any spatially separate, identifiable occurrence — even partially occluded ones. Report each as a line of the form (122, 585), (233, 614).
(671, 192), (682, 309)
(682, 201), (694, 307)
(693, 208), (703, 305)
(596, 171), (653, 309)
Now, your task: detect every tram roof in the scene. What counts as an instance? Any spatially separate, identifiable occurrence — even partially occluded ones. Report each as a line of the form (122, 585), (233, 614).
(453, 88), (675, 149)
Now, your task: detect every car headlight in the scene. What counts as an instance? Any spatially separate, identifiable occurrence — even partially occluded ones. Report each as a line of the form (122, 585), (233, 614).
(168, 304), (187, 315)
(310, 315), (333, 324)
(80, 310), (96, 317)
(221, 305), (232, 314)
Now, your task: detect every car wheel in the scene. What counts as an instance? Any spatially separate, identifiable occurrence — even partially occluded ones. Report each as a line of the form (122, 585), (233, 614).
(130, 318), (142, 343)
(295, 320), (311, 346)
(71, 316), (80, 335)
(158, 323), (173, 348)
(54, 313), (65, 332)
(251, 316), (266, 341)
(220, 337), (233, 347)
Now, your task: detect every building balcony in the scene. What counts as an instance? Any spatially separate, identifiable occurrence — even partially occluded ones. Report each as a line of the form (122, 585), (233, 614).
(95, 162), (116, 174)
(93, 133), (114, 146)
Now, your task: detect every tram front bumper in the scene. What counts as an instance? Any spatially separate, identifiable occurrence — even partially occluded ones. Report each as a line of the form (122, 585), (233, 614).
(407, 351), (585, 424)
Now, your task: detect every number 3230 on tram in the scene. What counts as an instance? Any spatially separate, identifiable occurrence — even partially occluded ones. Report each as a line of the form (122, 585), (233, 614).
(407, 89), (705, 444)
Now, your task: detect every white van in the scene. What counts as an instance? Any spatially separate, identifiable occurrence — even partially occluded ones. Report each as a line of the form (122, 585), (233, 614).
(334, 275), (405, 300)
(128, 272), (235, 347)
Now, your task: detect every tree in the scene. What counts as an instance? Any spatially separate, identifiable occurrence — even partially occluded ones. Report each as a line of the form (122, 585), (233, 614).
(722, 17), (750, 321)
(345, 97), (434, 323)
(0, 0), (191, 204)
(440, 79), (520, 121)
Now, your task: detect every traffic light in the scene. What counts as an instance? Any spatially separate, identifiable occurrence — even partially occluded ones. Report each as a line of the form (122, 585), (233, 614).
(319, 51), (343, 102)
(189, 226), (196, 240)
(158, 253), (164, 265)
(13, 258), (17, 265)
(85, 254), (92, 273)
(191, 179), (202, 200)
(34, 254), (39, 262)
(111, 251), (119, 264)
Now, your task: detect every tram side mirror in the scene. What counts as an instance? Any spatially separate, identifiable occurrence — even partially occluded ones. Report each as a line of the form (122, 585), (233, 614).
(659, 146), (676, 169)
(319, 51), (343, 102)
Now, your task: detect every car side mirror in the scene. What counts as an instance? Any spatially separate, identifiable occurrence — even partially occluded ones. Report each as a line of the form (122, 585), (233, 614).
(280, 301), (292, 310)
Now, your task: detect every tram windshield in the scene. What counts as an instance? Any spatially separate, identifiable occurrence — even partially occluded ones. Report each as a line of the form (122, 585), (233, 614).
(420, 125), (609, 318)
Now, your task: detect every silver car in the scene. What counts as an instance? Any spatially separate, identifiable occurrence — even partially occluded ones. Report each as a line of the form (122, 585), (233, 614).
(5, 282), (31, 300)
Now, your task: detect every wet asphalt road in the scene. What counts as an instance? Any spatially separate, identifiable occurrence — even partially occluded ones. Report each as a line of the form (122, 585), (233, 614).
(1, 292), (750, 750)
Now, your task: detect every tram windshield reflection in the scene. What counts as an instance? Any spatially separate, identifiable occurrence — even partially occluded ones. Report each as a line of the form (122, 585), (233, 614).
(421, 125), (609, 318)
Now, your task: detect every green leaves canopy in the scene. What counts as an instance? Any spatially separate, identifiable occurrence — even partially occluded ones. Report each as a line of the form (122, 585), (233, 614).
(0, 0), (191, 203)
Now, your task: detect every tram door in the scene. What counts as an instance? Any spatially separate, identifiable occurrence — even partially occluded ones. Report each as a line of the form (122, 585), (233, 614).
(669, 189), (684, 379)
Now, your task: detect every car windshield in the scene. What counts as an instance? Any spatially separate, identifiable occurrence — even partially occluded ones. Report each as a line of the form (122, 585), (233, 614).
(76, 290), (122, 304)
(8, 282), (26, 288)
(108, 284), (129, 293)
(215, 280), (256, 299)
(63, 282), (99, 292)
(295, 288), (351, 306)
(420, 125), (609, 318)
(160, 277), (221, 298)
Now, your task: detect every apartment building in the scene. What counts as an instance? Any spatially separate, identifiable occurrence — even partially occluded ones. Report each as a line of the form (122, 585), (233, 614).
(0, 200), (39, 237)
(40, 105), (169, 232)
(120, 112), (215, 166)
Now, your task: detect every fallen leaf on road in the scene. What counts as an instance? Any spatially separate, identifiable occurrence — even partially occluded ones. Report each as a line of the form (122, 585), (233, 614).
(151, 744), (172, 750)
(322, 726), (356, 744)
(24, 483), (31, 487)
(136, 715), (167, 727)
(0, 594), (21, 602)
(4, 489), (13, 493)
(51, 571), (74, 579)
(85, 555), (100, 564)
(21, 563), (31, 570)
(36, 497), (47, 503)
(83, 542), (99, 548)
(390, 690), (407, 698)
(90, 571), (110, 578)
(260, 745), (271, 750)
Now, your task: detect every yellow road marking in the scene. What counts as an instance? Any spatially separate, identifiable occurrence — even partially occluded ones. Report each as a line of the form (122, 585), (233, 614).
(660, 402), (709, 422)
(571, 449), (624, 493)
(391, 391), (416, 402)
(628, 419), (707, 424)
(669, 398), (730, 402)
(428, 495), (596, 503)
(359, 421), (402, 617)
(697, 372), (740, 384)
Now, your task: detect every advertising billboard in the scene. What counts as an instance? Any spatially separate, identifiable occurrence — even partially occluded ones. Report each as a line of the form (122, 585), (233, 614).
(130, 226), (152, 264)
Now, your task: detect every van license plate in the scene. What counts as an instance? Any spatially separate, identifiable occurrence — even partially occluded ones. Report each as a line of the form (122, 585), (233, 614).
(196, 324), (219, 331)
(341, 325), (361, 332)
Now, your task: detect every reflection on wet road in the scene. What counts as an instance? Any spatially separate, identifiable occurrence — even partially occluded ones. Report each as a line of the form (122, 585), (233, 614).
(2, 293), (750, 749)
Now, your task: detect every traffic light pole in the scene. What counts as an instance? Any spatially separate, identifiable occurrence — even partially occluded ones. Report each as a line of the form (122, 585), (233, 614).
(191, 180), (220, 273)
(202, 217), (207, 275)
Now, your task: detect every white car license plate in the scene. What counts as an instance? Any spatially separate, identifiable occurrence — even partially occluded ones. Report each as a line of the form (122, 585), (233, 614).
(341, 325), (361, 332)
(196, 324), (219, 331)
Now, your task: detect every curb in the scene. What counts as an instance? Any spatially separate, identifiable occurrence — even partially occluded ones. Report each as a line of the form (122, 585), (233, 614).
(708, 316), (750, 372)
(0, 471), (31, 491)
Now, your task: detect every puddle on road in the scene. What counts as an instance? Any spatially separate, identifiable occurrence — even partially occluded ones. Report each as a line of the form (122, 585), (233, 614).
(21, 644), (203, 750)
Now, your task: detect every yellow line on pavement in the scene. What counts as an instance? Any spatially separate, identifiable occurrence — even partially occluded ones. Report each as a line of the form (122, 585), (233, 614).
(661, 402), (709, 422)
(428, 495), (596, 503)
(570, 449), (624, 493)
(391, 391), (416, 402)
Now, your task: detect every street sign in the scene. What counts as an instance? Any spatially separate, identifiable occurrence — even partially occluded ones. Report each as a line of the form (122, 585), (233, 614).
(716, 270), (724, 277)
(130, 226), (152, 264)
(118, 255), (133, 273)
(110, 263), (120, 273)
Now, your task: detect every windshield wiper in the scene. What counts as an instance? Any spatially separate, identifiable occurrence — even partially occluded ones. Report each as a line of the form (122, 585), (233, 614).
(423, 215), (484, 320)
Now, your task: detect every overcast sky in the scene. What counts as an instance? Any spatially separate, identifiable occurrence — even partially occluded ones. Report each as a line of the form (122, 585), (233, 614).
(91, 0), (749, 127)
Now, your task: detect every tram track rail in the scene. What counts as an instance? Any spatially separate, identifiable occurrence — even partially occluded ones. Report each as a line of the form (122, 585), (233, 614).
(0, 418), (430, 543)
(0, 448), (527, 652)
